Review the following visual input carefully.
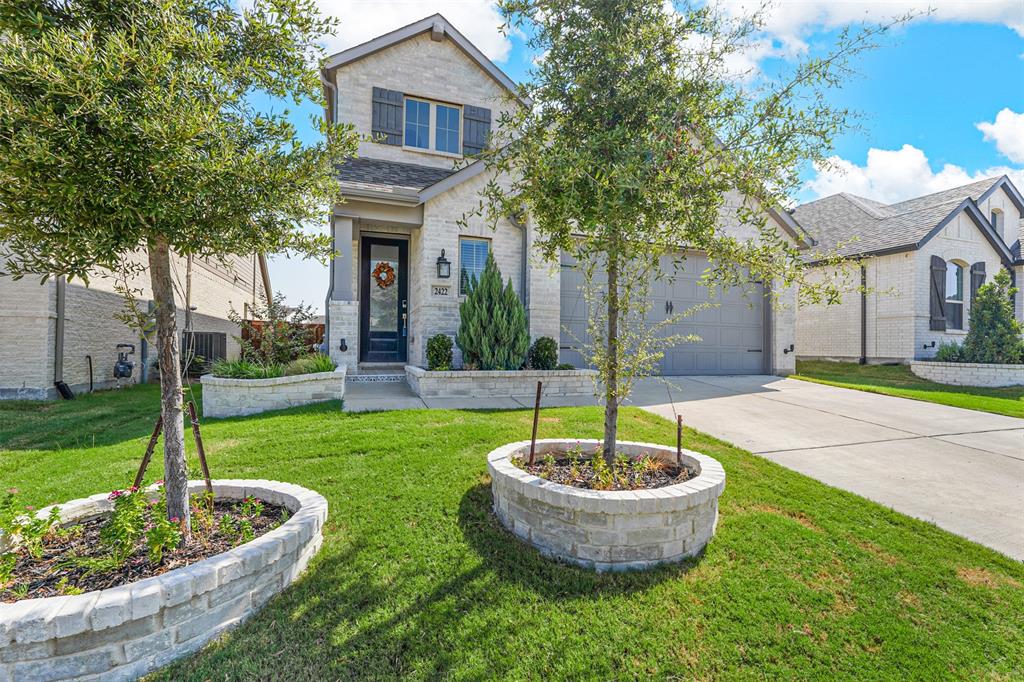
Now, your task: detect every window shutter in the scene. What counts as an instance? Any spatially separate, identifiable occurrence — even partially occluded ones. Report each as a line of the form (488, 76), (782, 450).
(371, 87), (403, 145)
(462, 105), (491, 156)
(929, 255), (946, 331)
(969, 262), (986, 301)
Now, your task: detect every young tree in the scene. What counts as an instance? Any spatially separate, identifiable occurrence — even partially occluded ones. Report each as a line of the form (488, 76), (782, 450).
(477, 0), (897, 462)
(0, 0), (357, 535)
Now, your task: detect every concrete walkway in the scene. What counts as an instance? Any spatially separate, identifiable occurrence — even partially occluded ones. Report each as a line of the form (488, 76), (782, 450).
(343, 374), (1024, 560)
(631, 375), (1024, 561)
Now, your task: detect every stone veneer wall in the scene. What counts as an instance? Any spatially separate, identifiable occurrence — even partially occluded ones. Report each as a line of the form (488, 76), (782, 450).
(406, 367), (596, 399)
(200, 369), (346, 418)
(0, 480), (327, 682)
(488, 440), (726, 572)
(909, 361), (1024, 388)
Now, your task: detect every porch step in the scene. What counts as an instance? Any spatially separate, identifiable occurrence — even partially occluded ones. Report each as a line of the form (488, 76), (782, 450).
(347, 373), (407, 384)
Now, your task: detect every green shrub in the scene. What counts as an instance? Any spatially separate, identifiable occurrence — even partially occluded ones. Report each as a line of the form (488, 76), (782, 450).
(228, 291), (318, 366)
(456, 253), (529, 370)
(426, 334), (454, 370)
(933, 341), (963, 363)
(556, 363), (576, 370)
(962, 269), (1023, 364)
(282, 353), (336, 376)
(210, 358), (282, 379)
(527, 337), (559, 370)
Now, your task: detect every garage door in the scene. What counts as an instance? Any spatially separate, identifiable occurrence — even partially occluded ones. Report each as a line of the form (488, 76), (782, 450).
(559, 251), (766, 375)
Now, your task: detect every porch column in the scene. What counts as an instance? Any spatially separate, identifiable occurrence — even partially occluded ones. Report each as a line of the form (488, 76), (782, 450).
(328, 216), (359, 371)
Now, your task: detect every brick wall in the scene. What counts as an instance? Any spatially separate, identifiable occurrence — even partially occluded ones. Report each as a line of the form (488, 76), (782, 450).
(1, 251), (260, 399)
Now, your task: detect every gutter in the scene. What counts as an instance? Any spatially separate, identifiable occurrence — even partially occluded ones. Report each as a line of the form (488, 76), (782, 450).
(53, 276), (73, 399)
(859, 264), (867, 365)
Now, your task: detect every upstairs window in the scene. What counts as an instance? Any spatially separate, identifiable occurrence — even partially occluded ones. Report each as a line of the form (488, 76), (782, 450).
(436, 105), (461, 154)
(459, 237), (489, 295)
(991, 209), (1004, 239)
(945, 260), (964, 330)
(404, 99), (430, 149)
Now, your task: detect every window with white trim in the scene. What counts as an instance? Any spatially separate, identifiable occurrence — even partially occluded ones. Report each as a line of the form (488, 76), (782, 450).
(945, 260), (964, 330)
(402, 97), (462, 156)
(459, 237), (489, 295)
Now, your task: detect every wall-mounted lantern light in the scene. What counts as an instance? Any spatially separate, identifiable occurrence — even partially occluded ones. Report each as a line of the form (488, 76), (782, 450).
(782, 344), (795, 355)
(437, 249), (451, 279)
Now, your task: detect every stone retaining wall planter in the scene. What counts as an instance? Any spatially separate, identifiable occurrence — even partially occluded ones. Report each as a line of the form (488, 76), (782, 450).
(406, 366), (597, 399)
(909, 361), (1024, 388)
(487, 439), (726, 572)
(0, 480), (327, 682)
(201, 368), (346, 418)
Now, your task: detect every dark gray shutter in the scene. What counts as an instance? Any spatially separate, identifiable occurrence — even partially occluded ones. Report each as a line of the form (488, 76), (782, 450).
(371, 87), (403, 145)
(929, 255), (947, 331)
(969, 262), (986, 301)
(463, 105), (491, 156)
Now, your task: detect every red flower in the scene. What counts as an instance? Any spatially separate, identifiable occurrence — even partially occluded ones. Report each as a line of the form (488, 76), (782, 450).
(108, 489), (124, 500)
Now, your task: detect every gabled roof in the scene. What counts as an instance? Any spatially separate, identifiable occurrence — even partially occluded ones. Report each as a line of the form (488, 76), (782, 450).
(322, 14), (524, 104)
(338, 158), (456, 200)
(795, 176), (1020, 264)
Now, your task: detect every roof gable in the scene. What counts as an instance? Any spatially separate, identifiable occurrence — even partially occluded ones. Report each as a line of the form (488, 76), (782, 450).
(322, 15), (524, 104)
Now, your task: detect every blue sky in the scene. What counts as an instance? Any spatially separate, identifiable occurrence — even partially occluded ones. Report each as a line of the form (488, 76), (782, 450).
(268, 1), (1024, 312)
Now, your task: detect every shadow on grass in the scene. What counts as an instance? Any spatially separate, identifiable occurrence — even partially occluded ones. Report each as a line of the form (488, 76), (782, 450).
(456, 482), (701, 598)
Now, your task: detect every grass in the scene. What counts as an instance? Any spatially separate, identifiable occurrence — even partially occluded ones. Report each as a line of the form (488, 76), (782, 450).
(793, 360), (1024, 419)
(2, 385), (1022, 680)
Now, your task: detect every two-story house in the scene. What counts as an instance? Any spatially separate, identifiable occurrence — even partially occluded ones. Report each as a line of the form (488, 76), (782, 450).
(322, 14), (808, 378)
(794, 176), (1024, 363)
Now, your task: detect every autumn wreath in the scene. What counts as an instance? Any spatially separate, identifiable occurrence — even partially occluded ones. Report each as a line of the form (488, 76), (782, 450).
(372, 261), (396, 289)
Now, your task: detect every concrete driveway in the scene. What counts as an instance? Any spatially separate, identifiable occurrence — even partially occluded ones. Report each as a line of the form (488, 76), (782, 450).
(628, 375), (1024, 561)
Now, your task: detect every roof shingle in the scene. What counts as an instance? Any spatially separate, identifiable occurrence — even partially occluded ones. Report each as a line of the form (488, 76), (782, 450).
(337, 157), (456, 195)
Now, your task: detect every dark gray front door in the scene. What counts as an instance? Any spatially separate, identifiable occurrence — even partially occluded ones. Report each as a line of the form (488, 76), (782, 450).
(559, 251), (766, 375)
(360, 237), (408, 363)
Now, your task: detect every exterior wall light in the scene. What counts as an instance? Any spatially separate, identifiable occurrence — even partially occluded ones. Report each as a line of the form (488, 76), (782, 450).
(437, 249), (451, 279)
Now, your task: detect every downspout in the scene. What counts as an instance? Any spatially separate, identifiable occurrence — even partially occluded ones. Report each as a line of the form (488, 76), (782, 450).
(321, 70), (338, 352)
(509, 213), (528, 309)
(53, 276), (73, 399)
(257, 253), (272, 304)
(859, 264), (867, 365)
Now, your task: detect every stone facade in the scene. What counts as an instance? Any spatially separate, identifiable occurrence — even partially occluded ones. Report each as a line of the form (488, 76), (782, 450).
(909, 361), (1024, 387)
(488, 439), (726, 572)
(0, 480), (327, 682)
(200, 369), (346, 418)
(406, 366), (596, 399)
(1, 252), (261, 400)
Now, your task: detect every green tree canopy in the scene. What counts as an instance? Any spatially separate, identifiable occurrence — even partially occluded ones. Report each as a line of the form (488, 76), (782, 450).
(0, 0), (357, 531)
(476, 0), (901, 459)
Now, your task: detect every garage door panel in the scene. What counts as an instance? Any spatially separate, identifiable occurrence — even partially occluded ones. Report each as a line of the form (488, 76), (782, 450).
(559, 251), (765, 375)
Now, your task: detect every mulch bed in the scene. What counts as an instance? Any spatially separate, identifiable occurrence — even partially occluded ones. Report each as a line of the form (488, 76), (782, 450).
(1, 499), (286, 602)
(514, 453), (695, 491)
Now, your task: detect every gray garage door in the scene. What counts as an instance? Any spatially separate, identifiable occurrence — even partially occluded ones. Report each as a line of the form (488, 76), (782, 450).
(559, 251), (766, 375)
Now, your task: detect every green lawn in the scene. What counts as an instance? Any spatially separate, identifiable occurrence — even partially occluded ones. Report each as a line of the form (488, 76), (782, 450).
(2, 386), (1022, 680)
(794, 360), (1024, 419)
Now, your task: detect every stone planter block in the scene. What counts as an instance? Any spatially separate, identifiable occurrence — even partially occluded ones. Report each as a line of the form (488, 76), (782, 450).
(487, 439), (726, 572)
(200, 369), (346, 418)
(406, 366), (597, 399)
(0, 480), (327, 681)
(909, 361), (1024, 388)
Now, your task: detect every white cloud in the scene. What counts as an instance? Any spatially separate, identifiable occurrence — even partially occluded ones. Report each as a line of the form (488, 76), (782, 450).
(315, 0), (511, 62)
(717, 0), (1024, 56)
(977, 108), (1024, 164)
(803, 143), (1024, 203)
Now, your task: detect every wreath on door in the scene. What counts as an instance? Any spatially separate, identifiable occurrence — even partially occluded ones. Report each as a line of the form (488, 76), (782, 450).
(372, 261), (396, 289)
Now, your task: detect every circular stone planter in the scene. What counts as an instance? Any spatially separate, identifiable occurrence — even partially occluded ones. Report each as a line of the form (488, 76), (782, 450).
(487, 439), (725, 572)
(0, 480), (327, 682)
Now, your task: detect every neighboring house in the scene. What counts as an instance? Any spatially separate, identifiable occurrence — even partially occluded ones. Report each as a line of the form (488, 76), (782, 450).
(0, 252), (272, 399)
(794, 176), (1024, 363)
(322, 14), (809, 378)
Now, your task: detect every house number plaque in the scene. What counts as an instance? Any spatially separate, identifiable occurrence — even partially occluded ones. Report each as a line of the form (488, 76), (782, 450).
(431, 285), (450, 297)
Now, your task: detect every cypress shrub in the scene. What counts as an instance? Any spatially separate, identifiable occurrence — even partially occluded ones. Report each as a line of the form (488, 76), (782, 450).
(456, 253), (530, 370)
(962, 269), (1023, 364)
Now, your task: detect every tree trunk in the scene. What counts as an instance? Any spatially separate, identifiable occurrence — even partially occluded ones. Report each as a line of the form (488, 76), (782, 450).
(603, 254), (619, 465)
(148, 236), (192, 538)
